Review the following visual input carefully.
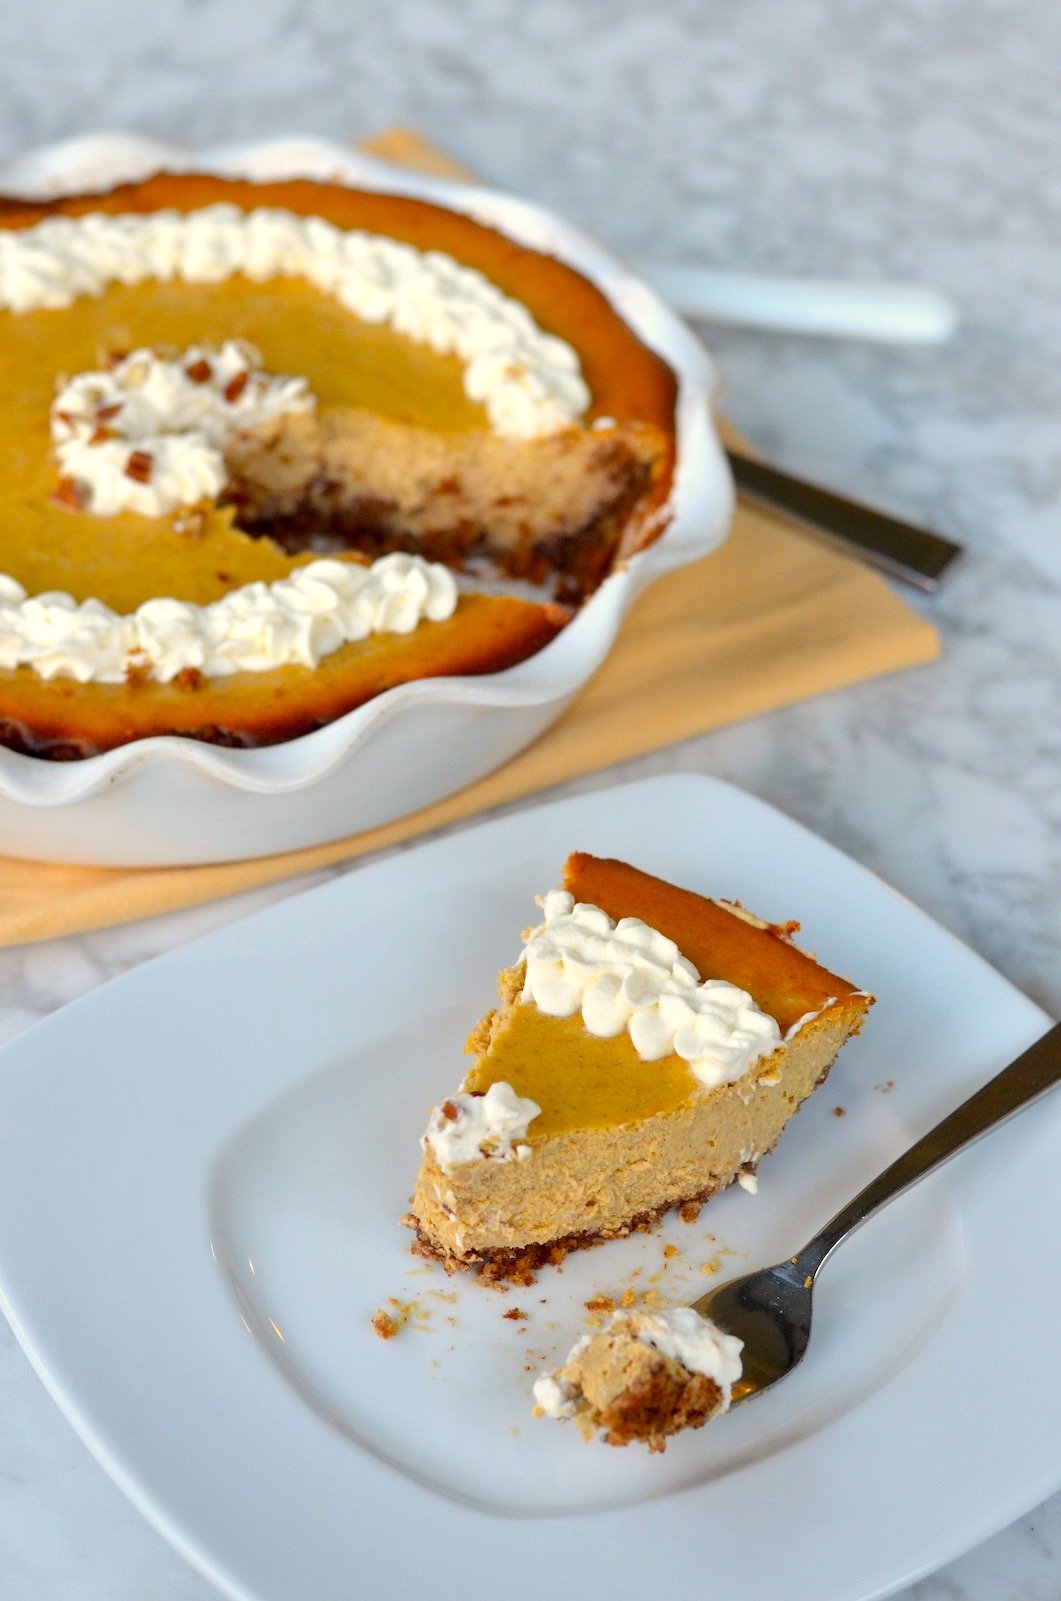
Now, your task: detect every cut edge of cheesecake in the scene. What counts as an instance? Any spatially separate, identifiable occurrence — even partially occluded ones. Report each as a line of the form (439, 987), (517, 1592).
(222, 408), (670, 606)
(407, 853), (873, 1285)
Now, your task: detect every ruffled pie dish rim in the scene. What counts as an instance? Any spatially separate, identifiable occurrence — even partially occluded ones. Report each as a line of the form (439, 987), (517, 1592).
(0, 132), (731, 814)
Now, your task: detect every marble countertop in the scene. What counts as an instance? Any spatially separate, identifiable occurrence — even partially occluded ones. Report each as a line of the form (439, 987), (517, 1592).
(0, 0), (1058, 1596)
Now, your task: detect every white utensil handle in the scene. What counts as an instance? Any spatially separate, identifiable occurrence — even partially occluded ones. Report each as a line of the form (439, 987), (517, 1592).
(636, 262), (958, 344)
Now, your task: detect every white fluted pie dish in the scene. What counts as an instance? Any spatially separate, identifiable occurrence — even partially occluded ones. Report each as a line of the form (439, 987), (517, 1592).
(0, 133), (731, 866)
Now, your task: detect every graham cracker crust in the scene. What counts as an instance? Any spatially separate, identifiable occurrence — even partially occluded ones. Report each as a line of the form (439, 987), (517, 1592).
(594, 1367), (725, 1453)
(404, 1177), (726, 1286)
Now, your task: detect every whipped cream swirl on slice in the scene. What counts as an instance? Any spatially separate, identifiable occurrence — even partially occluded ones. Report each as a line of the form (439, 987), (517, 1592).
(0, 553), (458, 684)
(533, 1306), (744, 1420)
(423, 1083), (541, 1172)
(520, 890), (782, 1088)
(2, 205), (590, 438)
(51, 342), (315, 517)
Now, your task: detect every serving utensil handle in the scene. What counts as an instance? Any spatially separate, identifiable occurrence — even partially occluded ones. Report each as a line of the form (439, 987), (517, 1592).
(635, 264), (958, 344)
(726, 450), (963, 592)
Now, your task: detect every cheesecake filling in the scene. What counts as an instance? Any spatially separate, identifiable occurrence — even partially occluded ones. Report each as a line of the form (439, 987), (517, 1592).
(521, 890), (782, 1089)
(0, 205), (590, 439)
(0, 551), (458, 683)
(51, 342), (315, 517)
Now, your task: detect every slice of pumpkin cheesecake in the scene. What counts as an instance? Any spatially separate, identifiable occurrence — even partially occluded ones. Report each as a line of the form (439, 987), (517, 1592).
(408, 853), (872, 1282)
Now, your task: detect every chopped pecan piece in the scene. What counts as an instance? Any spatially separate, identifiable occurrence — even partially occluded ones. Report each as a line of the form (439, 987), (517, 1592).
(124, 449), (153, 483)
(185, 357), (213, 383)
(53, 476), (87, 510)
(223, 370), (249, 404)
(222, 368), (249, 403)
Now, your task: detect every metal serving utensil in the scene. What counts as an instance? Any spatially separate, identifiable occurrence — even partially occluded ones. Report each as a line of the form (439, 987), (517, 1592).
(726, 449), (964, 592)
(693, 1022), (1061, 1404)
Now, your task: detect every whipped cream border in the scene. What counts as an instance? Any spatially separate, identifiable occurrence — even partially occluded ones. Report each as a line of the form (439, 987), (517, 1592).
(0, 203), (591, 439)
(519, 889), (783, 1089)
(0, 552), (459, 684)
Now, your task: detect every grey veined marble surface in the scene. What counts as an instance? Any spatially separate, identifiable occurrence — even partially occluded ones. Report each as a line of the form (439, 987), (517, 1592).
(0, 1), (1058, 1598)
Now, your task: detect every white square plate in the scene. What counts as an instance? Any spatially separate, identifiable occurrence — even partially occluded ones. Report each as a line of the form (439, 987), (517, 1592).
(0, 773), (1054, 1601)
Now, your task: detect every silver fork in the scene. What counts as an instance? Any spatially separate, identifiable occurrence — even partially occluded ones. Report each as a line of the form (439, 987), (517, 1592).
(694, 1022), (1061, 1403)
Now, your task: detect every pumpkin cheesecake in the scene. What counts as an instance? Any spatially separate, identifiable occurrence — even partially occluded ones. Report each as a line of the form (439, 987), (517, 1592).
(533, 1305), (743, 1451)
(409, 853), (872, 1282)
(0, 173), (678, 757)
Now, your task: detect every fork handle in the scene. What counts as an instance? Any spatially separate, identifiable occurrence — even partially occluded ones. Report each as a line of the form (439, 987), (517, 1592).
(795, 1022), (1061, 1279)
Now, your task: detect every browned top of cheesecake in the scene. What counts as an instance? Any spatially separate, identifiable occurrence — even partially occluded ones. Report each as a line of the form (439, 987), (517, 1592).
(459, 853), (869, 1139)
(563, 853), (862, 1036)
(0, 173), (679, 757)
